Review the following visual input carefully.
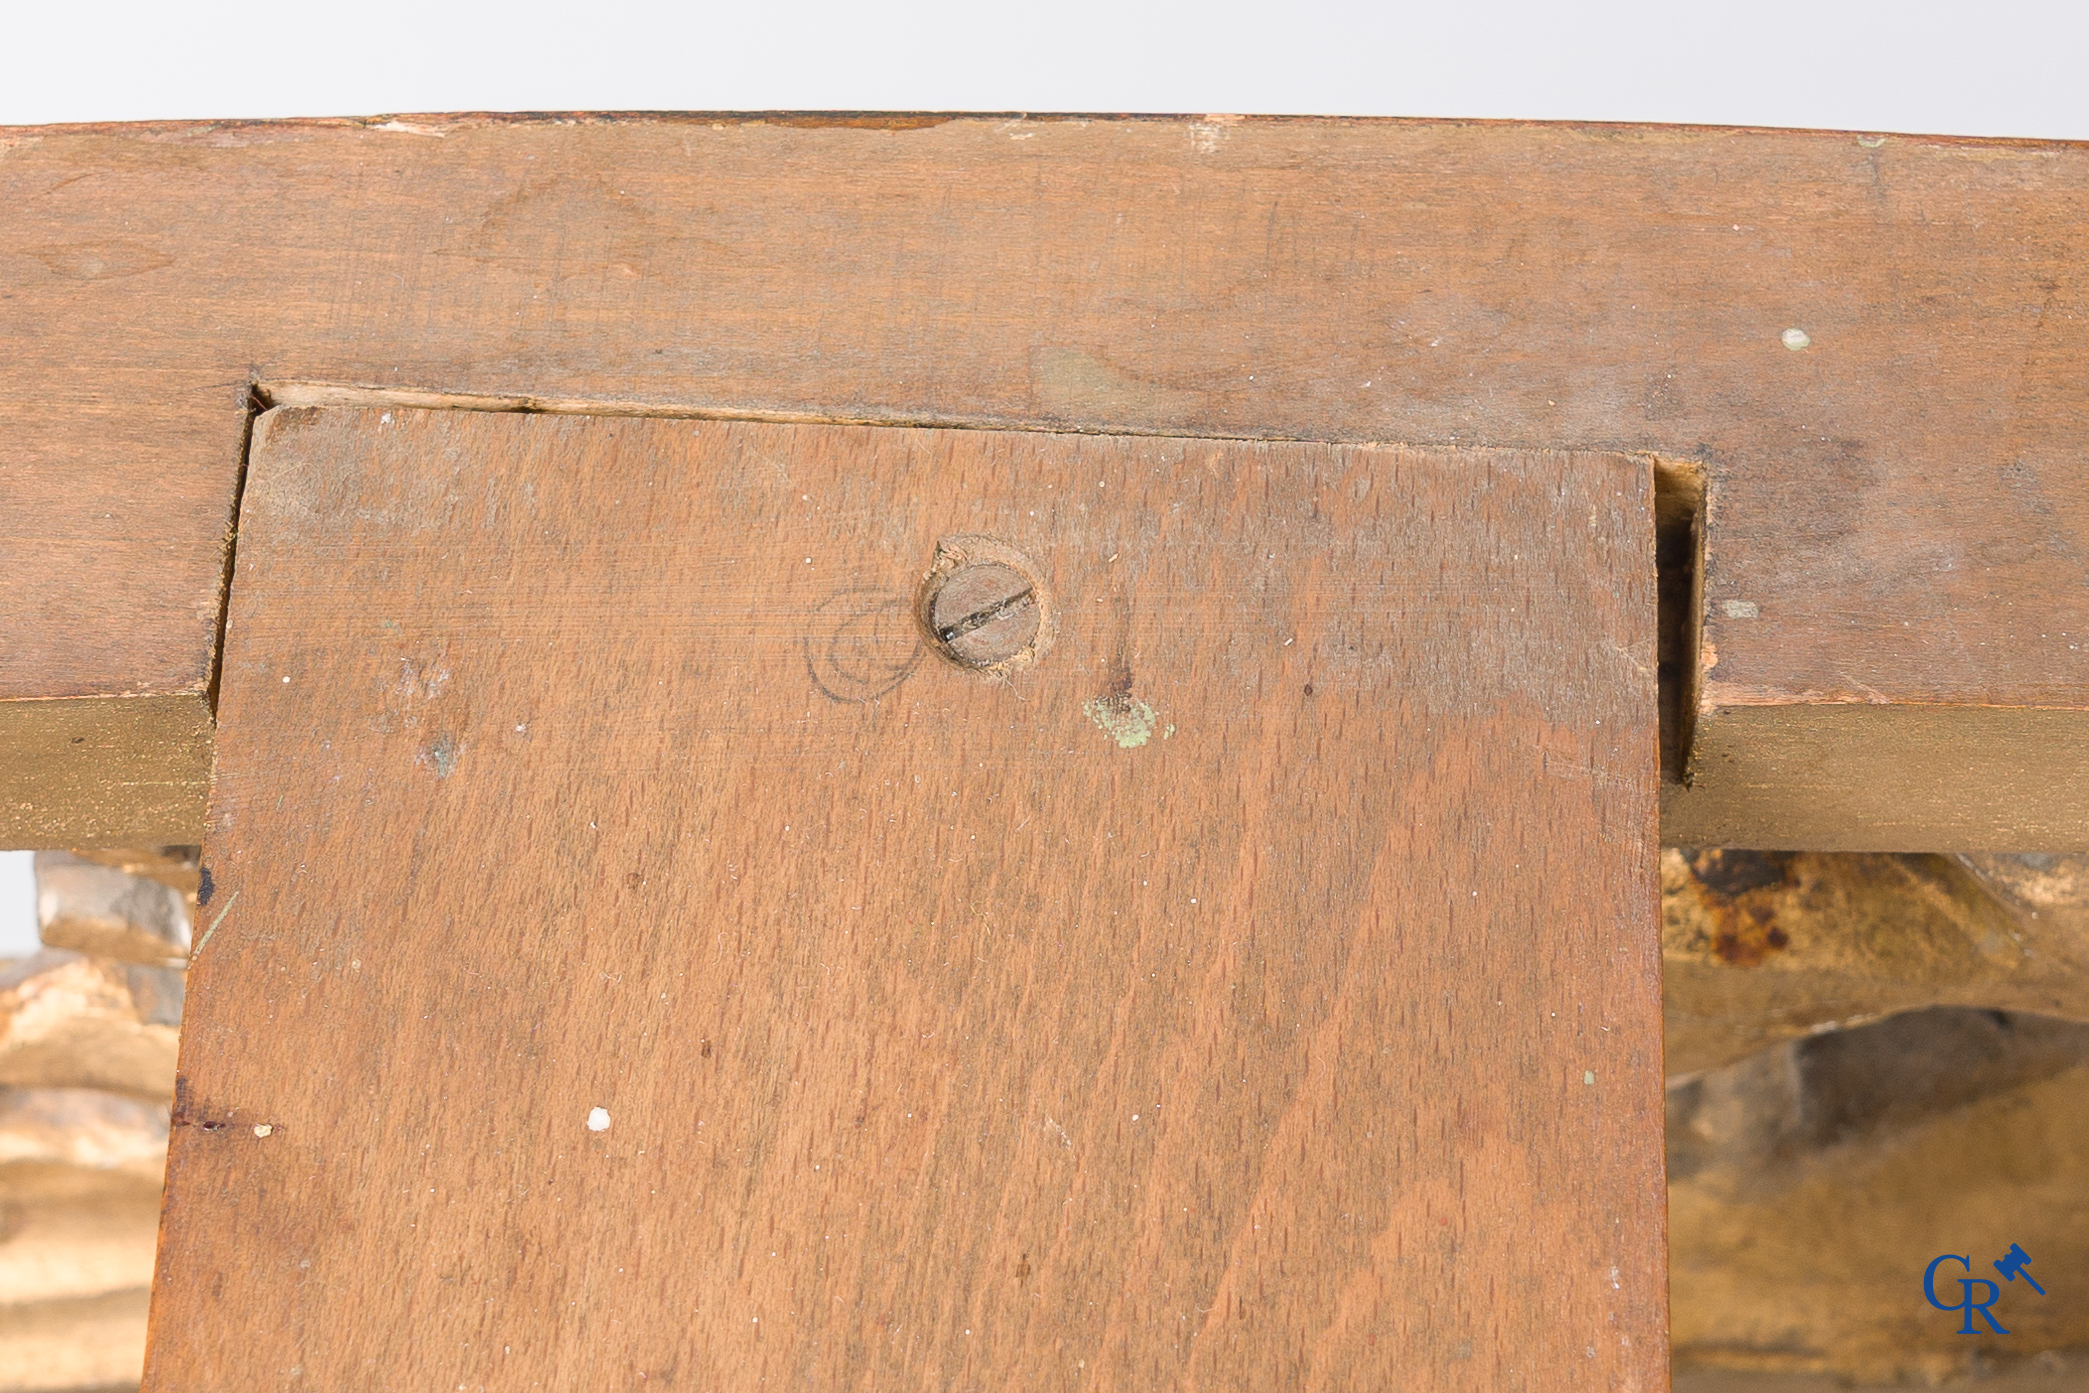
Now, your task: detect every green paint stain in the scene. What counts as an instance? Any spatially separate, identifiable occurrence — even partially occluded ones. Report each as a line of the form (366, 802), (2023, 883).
(1584, 1071), (1596, 1086)
(1084, 695), (1160, 749)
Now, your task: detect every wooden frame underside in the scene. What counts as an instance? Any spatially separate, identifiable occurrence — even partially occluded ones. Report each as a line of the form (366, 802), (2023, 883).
(4, 112), (2087, 849)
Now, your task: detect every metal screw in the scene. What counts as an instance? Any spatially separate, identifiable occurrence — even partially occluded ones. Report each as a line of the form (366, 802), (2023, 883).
(930, 561), (1040, 668)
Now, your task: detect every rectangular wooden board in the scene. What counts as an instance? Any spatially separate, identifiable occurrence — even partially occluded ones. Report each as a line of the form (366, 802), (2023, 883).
(4, 115), (2088, 847)
(147, 408), (1665, 1389)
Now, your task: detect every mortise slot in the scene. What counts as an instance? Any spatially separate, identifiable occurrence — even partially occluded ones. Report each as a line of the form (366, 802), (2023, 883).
(1655, 455), (1707, 786)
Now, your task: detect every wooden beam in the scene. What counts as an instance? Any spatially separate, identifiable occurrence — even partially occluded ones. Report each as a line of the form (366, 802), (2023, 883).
(0, 696), (213, 846)
(149, 406), (1665, 1388)
(4, 114), (2087, 847)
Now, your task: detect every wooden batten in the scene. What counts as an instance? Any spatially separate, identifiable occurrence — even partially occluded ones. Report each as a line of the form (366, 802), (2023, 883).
(4, 116), (2087, 836)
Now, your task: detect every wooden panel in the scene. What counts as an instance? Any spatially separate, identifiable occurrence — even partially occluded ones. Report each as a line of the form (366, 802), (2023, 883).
(3, 115), (2087, 847)
(1664, 705), (2089, 848)
(148, 408), (1664, 1389)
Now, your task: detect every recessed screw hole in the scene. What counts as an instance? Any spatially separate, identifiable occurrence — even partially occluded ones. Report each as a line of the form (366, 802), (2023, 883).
(920, 545), (1051, 670)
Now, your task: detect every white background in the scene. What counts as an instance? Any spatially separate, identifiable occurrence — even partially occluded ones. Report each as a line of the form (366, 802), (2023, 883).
(3, 1), (2088, 137)
(4, 0), (2086, 953)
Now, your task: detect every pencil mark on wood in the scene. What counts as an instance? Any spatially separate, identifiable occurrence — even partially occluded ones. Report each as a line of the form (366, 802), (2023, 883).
(804, 590), (923, 703)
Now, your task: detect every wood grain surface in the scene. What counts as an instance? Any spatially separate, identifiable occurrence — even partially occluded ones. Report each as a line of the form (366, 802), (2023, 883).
(147, 408), (1665, 1390)
(2, 114), (2086, 847)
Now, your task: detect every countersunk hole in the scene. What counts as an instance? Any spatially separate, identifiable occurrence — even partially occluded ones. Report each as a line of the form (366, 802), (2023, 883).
(917, 536), (1055, 673)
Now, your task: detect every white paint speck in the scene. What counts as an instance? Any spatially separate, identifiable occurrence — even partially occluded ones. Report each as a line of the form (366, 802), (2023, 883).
(587, 1107), (611, 1132)
(1781, 327), (1811, 351)
(253, 1123), (273, 1137)
(1584, 1071), (1596, 1085)
(281, 675), (291, 683)
(1721, 600), (1762, 619)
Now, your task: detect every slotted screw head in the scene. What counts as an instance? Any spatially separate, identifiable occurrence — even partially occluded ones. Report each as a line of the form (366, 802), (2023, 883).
(917, 536), (1053, 672)
(931, 561), (1039, 667)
